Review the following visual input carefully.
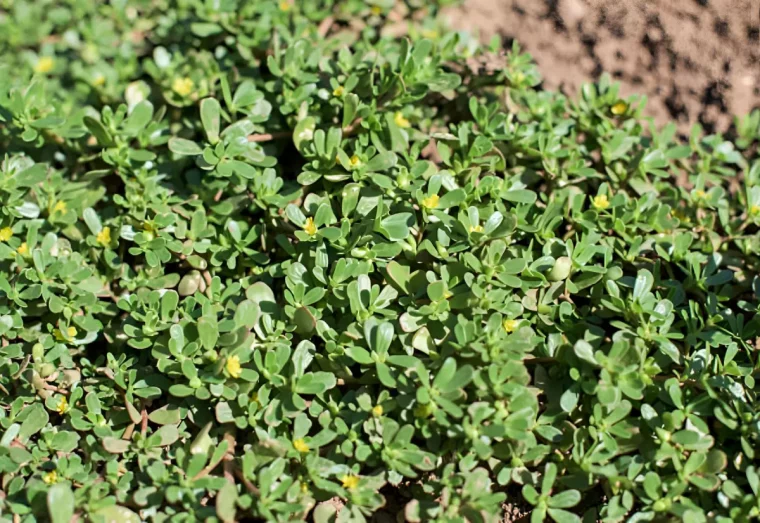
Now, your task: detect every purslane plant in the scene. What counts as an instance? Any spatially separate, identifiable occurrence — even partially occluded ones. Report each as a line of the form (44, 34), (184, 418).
(1, 1), (760, 522)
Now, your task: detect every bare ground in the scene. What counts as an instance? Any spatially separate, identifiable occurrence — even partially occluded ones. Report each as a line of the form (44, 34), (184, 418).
(446, 0), (760, 134)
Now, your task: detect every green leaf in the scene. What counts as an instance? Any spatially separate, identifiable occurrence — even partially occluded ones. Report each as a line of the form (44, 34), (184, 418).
(198, 314), (219, 351)
(148, 406), (181, 425)
(19, 404), (48, 443)
(201, 98), (221, 144)
(379, 213), (414, 241)
(294, 306), (316, 334)
(82, 207), (102, 234)
(84, 116), (115, 146)
(47, 483), (75, 523)
(293, 117), (316, 153)
(633, 269), (654, 301)
(153, 425), (180, 447)
(365, 151), (397, 172)
(438, 189), (466, 208)
(123, 100), (154, 134)
(216, 481), (237, 522)
(295, 372), (336, 394)
(548, 490), (581, 509)
(342, 94), (359, 128)
(102, 437), (131, 454)
(547, 508), (581, 523)
(573, 340), (597, 365)
(169, 137), (203, 156)
(91, 505), (141, 523)
(15, 163), (47, 186)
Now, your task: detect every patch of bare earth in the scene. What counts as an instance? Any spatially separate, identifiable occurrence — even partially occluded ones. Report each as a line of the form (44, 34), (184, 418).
(445, 0), (760, 134)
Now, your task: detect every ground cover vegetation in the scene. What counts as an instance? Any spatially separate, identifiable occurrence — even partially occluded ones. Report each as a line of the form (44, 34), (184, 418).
(1, 1), (760, 522)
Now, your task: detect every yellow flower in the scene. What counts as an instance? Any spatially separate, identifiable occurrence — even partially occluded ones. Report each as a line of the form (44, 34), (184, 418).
(16, 242), (29, 256)
(341, 474), (360, 490)
(348, 155), (362, 168)
(592, 194), (610, 210)
(394, 112), (411, 128)
(503, 319), (519, 333)
(226, 355), (242, 379)
(96, 227), (112, 246)
(372, 405), (383, 417)
(56, 396), (68, 414)
(54, 326), (78, 342)
(53, 200), (67, 214)
(469, 224), (483, 233)
(303, 217), (318, 236)
(34, 56), (55, 74)
(694, 190), (706, 199)
(751, 205), (760, 216)
(293, 438), (309, 453)
(172, 77), (195, 97)
(42, 470), (58, 484)
(300, 482), (309, 493)
(333, 85), (345, 97)
(421, 29), (439, 39)
(670, 208), (690, 223)
(370, 6), (382, 15)
(279, 0), (291, 11)
(0, 227), (13, 242)
(93, 73), (106, 86)
(611, 101), (628, 115)
(421, 194), (439, 210)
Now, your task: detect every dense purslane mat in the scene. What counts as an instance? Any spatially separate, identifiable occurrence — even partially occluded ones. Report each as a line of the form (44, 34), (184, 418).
(1, 1), (760, 522)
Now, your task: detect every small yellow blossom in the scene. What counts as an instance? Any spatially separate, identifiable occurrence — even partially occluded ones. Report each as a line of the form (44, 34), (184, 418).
(56, 396), (68, 414)
(372, 405), (383, 417)
(670, 208), (690, 223)
(0, 227), (13, 242)
(421, 29), (439, 39)
(96, 227), (112, 246)
(592, 194), (610, 210)
(300, 482), (309, 493)
(421, 194), (439, 210)
(53, 200), (67, 214)
(93, 73), (106, 86)
(469, 224), (483, 234)
(694, 190), (706, 199)
(341, 474), (360, 489)
(293, 438), (309, 453)
(348, 155), (362, 168)
(16, 242), (29, 256)
(172, 77), (194, 97)
(54, 326), (78, 342)
(303, 217), (318, 236)
(751, 205), (760, 216)
(370, 6), (382, 15)
(226, 355), (242, 379)
(34, 56), (55, 74)
(503, 319), (519, 333)
(279, 0), (291, 11)
(611, 101), (628, 115)
(42, 470), (58, 484)
(394, 112), (411, 128)
(333, 85), (345, 97)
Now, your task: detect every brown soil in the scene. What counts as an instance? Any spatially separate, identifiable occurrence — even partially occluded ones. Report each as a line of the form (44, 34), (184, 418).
(446, 0), (760, 134)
